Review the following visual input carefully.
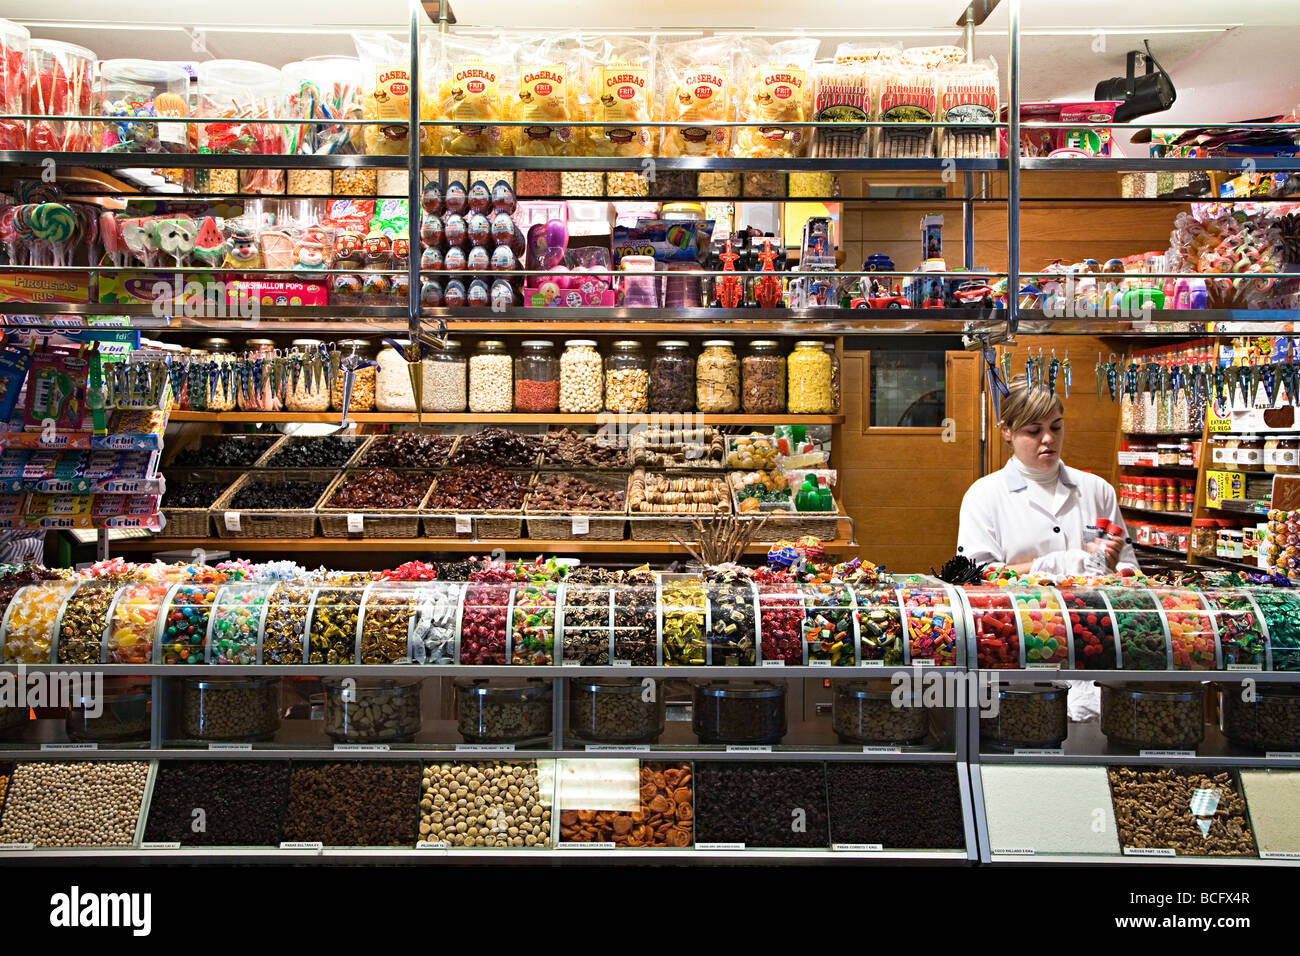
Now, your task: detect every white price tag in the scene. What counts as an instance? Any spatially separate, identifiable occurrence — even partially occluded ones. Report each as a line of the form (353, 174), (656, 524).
(1261, 851), (1300, 860)
(209, 743), (252, 751)
(455, 515), (472, 534)
(0, 843), (34, 851)
(1228, 664), (1263, 672)
(726, 745), (771, 753)
(761, 659), (785, 667)
(858, 659), (886, 668)
(559, 841), (615, 849)
(1265, 752), (1300, 759)
(279, 841), (323, 853)
(996, 848), (1036, 856)
(911, 659), (935, 667)
(1140, 750), (1196, 758)
(862, 746), (900, 754)
(334, 744), (390, 752)
(1013, 748), (1065, 756)
(832, 843), (883, 852)
(1026, 662), (1061, 670)
(809, 659), (831, 668)
(416, 841), (448, 850)
(346, 513), (364, 534)
(697, 842), (745, 851)
(141, 842), (182, 850)
(612, 660), (632, 667)
(456, 743), (515, 752)
(585, 745), (651, 753)
(40, 743), (97, 752)
(562, 660), (584, 667)
(571, 516), (589, 535)
(1123, 847), (1177, 857)
(224, 511), (242, 532)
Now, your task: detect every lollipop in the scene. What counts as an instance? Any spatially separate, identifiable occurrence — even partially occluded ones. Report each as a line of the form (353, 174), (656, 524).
(31, 203), (78, 266)
(12, 179), (61, 204)
(0, 206), (21, 266)
(191, 216), (225, 268)
(11, 205), (38, 265)
(119, 218), (154, 265)
(69, 203), (97, 264)
(149, 216), (197, 266)
(99, 211), (125, 267)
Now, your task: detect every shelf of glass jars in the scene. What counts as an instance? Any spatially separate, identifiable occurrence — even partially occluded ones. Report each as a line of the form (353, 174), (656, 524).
(109, 536), (859, 556)
(1119, 464), (1199, 474)
(978, 719), (1300, 769)
(1120, 504), (1194, 520)
(165, 410), (843, 424)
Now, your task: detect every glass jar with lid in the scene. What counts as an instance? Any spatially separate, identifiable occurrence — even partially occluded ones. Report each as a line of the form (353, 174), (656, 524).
(239, 338), (280, 411)
(513, 340), (559, 413)
(422, 340), (467, 412)
(285, 338), (331, 412)
(455, 679), (553, 745)
(65, 678), (151, 743)
(559, 340), (604, 413)
(375, 340), (417, 412)
(741, 340), (786, 414)
(693, 680), (786, 744)
(331, 339), (377, 412)
(604, 341), (649, 413)
(468, 340), (513, 413)
(824, 342), (841, 413)
(833, 679), (930, 745)
(198, 336), (237, 411)
(696, 340), (739, 413)
(787, 339), (833, 413)
(1237, 435), (1265, 471)
(651, 340), (694, 413)
(980, 683), (1069, 750)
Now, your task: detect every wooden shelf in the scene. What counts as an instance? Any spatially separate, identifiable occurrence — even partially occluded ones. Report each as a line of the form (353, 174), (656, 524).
(1120, 505), (1193, 519)
(168, 411), (844, 425)
(114, 537), (860, 555)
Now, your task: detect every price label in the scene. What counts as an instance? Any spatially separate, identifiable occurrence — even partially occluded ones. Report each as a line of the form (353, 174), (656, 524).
(562, 660), (584, 667)
(1123, 847), (1176, 857)
(726, 745), (771, 753)
(697, 842), (745, 851)
(1026, 662), (1061, 670)
(996, 848), (1036, 856)
(858, 659), (886, 668)
(0, 843), (34, 851)
(334, 744), (391, 752)
(862, 746), (900, 754)
(455, 515), (472, 534)
(761, 659), (785, 667)
(571, 516), (589, 535)
(41, 743), (97, 752)
(559, 841), (615, 849)
(1228, 664), (1263, 672)
(1265, 752), (1300, 759)
(209, 743), (252, 751)
(456, 743), (515, 752)
(347, 513), (364, 534)
(1261, 851), (1300, 860)
(1140, 750), (1196, 758)
(416, 841), (448, 850)
(585, 745), (650, 753)
(141, 842), (182, 850)
(911, 659), (935, 667)
(809, 659), (831, 668)
(612, 660), (632, 667)
(279, 841), (323, 852)
(833, 843), (883, 852)
(224, 511), (242, 532)
(1013, 748), (1064, 756)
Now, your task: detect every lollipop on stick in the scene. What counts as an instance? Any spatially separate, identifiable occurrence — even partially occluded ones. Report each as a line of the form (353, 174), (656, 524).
(99, 211), (125, 267)
(0, 206), (22, 266)
(31, 203), (78, 266)
(119, 218), (153, 266)
(192, 216), (225, 268)
(150, 216), (197, 267)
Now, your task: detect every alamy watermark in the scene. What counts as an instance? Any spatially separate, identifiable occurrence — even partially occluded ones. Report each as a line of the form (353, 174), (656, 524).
(0, 665), (103, 717)
(149, 275), (260, 321)
(890, 668), (1002, 717)
(1040, 274), (1154, 322)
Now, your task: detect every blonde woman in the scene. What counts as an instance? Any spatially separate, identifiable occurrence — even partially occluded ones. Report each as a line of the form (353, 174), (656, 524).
(957, 376), (1139, 576)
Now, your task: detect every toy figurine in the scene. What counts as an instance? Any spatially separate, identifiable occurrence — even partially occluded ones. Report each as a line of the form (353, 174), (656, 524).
(222, 226), (261, 270)
(754, 239), (782, 309)
(716, 239), (742, 309)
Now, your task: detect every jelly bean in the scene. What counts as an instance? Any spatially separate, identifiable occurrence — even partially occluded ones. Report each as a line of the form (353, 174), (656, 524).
(967, 590), (1020, 669)
(1107, 588), (1170, 670)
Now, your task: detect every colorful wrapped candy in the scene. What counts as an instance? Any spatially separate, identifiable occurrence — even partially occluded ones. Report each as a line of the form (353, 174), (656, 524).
(158, 582), (219, 665)
(1158, 588), (1221, 671)
(767, 540), (800, 570)
(0, 19), (29, 151)
(758, 580), (803, 664)
(96, 59), (191, 153)
(661, 576), (706, 665)
(1250, 589), (1300, 672)
(207, 583), (269, 665)
(3, 580), (77, 663)
(802, 581), (855, 665)
(851, 586), (905, 664)
(1205, 590), (1267, 669)
(900, 588), (957, 665)
(511, 581), (557, 665)
(106, 579), (170, 664)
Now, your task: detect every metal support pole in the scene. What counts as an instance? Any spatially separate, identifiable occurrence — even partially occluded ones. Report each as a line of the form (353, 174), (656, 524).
(96, 526), (110, 562)
(1006, 0), (1021, 341)
(964, 10), (976, 62)
(963, 171), (975, 272)
(407, 0), (424, 345)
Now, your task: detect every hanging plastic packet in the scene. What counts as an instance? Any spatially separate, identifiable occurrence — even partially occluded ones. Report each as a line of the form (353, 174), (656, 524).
(24, 343), (90, 432)
(354, 32), (437, 156)
(875, 59), (939, 158)
(809, 55), (874, 159)
(937, 58), (999, 159)
(512, 35), (582, 156)
(0, 339), (34, 424)
(659, 35), (736, 158)
(434, 33), (517, 156)
(585, 36), (656, 157)
(733, 37), (818, 159)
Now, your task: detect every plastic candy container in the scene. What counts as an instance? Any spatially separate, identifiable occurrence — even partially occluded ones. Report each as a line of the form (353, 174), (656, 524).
(157, 582), (219, 665)
(105, 579), (169, 664)
(460, 577), (510, 665)
(1204, 590), (1267, 669)
(1157, 588), (1221, 671)
(900, 588), (958, 665)
(27, 40), (95, 152)
(1250, 589), (1300, 672)
(207, 583), (270, 665)
(759, 583), (803, 664)
(967, 590), (1019, 668)
(281, 56), (364, 158)
(1105, 587), (1171, 671)
(802, 581), (855, 665)
(306, 577), (367, 665)
(1058, 588), (1117, 669)
(511, 582), (557, 665)
(55, 579), (122, 665)
(260, 582), (314, 665)
(1014, 588), (1071, 667)
(661, 576), (707, 666)
(613, 575), (658, 666)
(196, 60), (285, 155)
(96, 60), (191, 153)
(851, 587), (906, 664)
(0, 20), (29, 150)
(2, 580), (77, 663)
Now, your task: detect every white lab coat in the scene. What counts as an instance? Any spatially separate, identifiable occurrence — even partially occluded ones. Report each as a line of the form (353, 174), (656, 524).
(957, 460), (1140, 576)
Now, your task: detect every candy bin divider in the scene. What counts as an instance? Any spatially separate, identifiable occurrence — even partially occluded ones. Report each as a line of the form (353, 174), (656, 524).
(552, 680), (564, 750)
(352, 581), (376, 667)
(148, 582), (185, 664)
(703, 582), (713, 667)
(655, 575), (664, 666)
(943, 582), (969, 667)
(295, 585), (322, 665)
(503, 585), (517, 666)
(131, 760), (160, 849)
(95, 582), (129, 668)
(1094, 588), (1123, 671)
(607, 588), (617, 664)
(450, 581), (466, 667)
(750, 578), (765, 664)
(899, 588), (913, 667)
(1150, 592), (1176, 671)
(1240, 590), (1274, 671)
(1049, 587), (1077, 669)
(1004, 588), (1031, 669)
(50, 579), (103, 666)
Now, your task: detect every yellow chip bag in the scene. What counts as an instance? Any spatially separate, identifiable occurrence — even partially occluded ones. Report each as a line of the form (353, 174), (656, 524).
(733, 37), (819, 159)
(660, 35), (737, 158)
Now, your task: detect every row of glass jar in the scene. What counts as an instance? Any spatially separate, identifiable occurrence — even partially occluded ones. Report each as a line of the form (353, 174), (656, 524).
(1118, 388), (1201, 435)
(0, 578), (963, 668)
(469, 338), (839, 415)
(1209, 435), (1300, 475)
(980, 680), (1300, 754)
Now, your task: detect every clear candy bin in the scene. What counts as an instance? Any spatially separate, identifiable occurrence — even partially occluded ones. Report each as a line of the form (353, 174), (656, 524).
(567, 678), (665, 744)
(324, 678), (422, 744)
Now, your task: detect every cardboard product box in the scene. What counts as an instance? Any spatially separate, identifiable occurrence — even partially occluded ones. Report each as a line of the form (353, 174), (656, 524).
(1206, 470), (1246, 508)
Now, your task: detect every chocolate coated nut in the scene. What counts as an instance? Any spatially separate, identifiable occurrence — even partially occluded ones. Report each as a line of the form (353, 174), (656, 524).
(283, 762), (420, 847)
(528, 473), (624, 512)
(145, 761), (289, 846)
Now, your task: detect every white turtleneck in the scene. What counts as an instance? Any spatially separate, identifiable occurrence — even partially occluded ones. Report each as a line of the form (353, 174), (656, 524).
(1014, 455), (1061, 513)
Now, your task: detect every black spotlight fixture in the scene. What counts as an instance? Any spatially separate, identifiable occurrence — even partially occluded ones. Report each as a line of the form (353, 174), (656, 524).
(1095, 39), (1177, 123)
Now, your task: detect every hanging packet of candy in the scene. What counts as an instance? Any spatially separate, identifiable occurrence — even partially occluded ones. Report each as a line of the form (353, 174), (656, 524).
(23, 344), (90, 432)
(0, 339), (34, 424)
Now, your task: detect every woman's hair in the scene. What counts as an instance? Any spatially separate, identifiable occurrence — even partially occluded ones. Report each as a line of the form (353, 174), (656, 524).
(998, 374), (1064, 434)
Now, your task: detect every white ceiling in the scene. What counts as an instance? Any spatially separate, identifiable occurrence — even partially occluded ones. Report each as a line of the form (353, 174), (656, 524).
(5, 0), (1299, 142)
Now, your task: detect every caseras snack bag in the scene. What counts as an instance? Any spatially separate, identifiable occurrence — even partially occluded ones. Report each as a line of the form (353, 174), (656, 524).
(585, 36), (655, 157)
(512, 35), (582, 156)
(659, 35), (736, 158)
(433, 33), (517, 156)
(354, 32), (438, 156)
(733, 37), (818, 159)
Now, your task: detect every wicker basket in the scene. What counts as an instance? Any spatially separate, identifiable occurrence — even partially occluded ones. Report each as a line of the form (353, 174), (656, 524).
(525, 472), (627, 541)
(258, 434), (369, 470)
(317, 470), (435, 538)
(164, 433), (281, 469)
(209, 469), (336, 539)
(158, 468), (244, 538)
(422, 474), (527, 540)
(628, 470), (732, 541)
(730, 483), (841, 541)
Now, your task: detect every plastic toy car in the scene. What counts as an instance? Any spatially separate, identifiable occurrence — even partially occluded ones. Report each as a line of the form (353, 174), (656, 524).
(947, 281), (997, 308)
(850, 293), (910, 309)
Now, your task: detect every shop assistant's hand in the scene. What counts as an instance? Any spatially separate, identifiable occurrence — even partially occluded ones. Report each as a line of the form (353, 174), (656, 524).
(1085, 535), (1122, 569)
